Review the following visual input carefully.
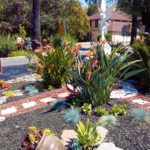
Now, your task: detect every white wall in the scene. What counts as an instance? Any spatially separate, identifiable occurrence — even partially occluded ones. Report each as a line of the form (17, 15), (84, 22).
(112, 34), (131, 45)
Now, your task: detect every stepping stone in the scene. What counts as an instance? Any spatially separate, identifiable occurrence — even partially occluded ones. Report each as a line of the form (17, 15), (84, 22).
(57, 92), (70, 98)
(41, 97), (57, 103)
(0, 116), (6, 122)
(96, 126), (109, 145)
(61, 130), (77, 146)
(0, 96), (7, 104)
(1, 106), (17, 115)
(22, 101), (37, 109)
(96, 142), (123, 150)
(132, 99), (150, 105)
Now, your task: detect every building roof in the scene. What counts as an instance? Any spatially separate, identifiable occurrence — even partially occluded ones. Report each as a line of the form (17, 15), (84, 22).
(89, 10), (131, 22)
(107, 21), (131, 32)
(89, 12), (101, 20)
(110, 10), (132, 22)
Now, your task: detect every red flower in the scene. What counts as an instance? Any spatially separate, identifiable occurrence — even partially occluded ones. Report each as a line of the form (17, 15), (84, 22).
(1, 82), (9, 88)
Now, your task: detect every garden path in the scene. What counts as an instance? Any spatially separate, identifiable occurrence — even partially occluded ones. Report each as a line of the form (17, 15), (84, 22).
(0, 86), (150, 118)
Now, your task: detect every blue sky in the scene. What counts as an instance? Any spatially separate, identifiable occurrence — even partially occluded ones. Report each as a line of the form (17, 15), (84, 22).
(80, 0), (88, 6)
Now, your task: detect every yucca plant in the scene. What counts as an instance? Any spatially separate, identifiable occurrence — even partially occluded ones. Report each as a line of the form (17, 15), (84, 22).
(29, 48), (76, 88)
(71, 46), (144, 106)
(132, 39), (150, 89)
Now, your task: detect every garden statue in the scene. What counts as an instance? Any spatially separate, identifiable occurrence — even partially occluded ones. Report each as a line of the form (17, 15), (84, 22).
(99, 0), (107, 41)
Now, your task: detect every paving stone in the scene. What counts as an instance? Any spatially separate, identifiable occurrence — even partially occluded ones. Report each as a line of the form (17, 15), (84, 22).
(0, 96), (7, 104)
(96, 142), (123, 150)
(132, 99), (150, 105)
(1, 106), (17, 115)
(57, 92), (70, 98)
(61, 130), (77, 146)
(41, 97), (57, 103)
(96, 126), (109, 144)
(22, 101), (37, 108)
(0, 116), (6, 122)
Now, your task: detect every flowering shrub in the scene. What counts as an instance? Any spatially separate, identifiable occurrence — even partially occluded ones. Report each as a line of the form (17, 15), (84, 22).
(0, 80), (9, 89)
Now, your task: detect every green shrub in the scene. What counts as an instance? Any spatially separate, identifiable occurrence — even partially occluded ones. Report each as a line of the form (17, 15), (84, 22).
(72, 46), (143, 106)
(0, 34), (17, 57)
(94, 107), (108, 116)
(11, 50), (33, 57)
(132, 39), (150, 89)
(110, 104), (127, 116)
(75, 120), (100, 149)
(82, 103), (92, 115)
(29, 48), (76, 88)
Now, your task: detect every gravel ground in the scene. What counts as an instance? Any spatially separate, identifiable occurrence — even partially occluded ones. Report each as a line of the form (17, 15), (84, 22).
(1, 81), (48, 104)
(0, 102), (150, 150)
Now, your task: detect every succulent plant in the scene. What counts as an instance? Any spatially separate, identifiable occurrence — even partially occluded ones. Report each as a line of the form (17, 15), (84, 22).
(69, 140), (82, 150)
(94, 107), (108, 116)
(2, 90), (15, 97)
(98, 115), (118, 127)
(64, 108), (80, 123)
(82, 103), (92, 115)
(129, 108), (150, 123)
(25, 85), (39, 96)
(111, 104), (127, 116)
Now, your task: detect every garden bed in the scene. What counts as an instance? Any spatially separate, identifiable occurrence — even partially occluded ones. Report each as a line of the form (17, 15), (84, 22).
(0, 101), (150, 150)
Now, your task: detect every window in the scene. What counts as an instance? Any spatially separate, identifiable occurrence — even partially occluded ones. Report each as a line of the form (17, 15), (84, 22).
(95, 20), (99, 28)
(90, 21), (92, 27)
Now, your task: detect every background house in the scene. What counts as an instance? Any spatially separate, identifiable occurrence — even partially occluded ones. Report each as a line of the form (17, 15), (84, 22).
(89, 9), (132, 44)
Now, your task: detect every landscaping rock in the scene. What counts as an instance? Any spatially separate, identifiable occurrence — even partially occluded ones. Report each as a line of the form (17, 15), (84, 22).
(96, 142), (123, 150)
(0, 116), (5, 122)
(96, 126), (109, 145)
(36, 135), (66, 150)
(61, 130), (77, 146)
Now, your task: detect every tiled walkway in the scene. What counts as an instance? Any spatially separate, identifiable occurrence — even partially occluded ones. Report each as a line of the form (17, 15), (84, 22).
(0, 86), (150, 118)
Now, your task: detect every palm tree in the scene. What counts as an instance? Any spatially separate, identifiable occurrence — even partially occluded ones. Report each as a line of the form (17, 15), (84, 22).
(32, 0), (41, 50)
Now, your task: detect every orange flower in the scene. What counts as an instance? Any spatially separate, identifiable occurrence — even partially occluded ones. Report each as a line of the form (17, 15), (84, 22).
(1, 82), (9, 88)
(87, 50), (93, 58)
(102, 39), (107, 44)
(86, 69), (92, 80)
(78, 44), (82, 49)
(93, 59), (99, 68)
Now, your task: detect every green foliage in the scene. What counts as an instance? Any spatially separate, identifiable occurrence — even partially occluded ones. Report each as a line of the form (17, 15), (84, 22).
(3, 90), (15, 97)
(132, 39), (150, 89)
(82, 103), (92, 115)
(64, 108), (80, 123)
(129, 108), (150, 123)
(11, 51), (33, 57)
(94, 107), (108, 116)
(87, 4), (99, 16)
(29, 48), (76, 88)
(19, 25), (27, 40)
(71, 97), (81, 108)
(111, 104), (127, 116)
(0, 34), (17, 57)
(72, 46), (143, 106)
(76, 120), (100, 149)
(98, 115), (118, 127)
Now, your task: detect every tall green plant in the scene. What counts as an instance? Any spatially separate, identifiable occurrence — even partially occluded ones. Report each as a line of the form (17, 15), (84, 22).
(132, 39), (150, 89)
(29, 48), (76, 88)
(72, 46), (145, 106)
(0, 34), (17, 57)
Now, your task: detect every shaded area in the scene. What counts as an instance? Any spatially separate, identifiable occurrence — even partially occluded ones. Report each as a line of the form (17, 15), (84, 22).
(0, 65), (32, 80)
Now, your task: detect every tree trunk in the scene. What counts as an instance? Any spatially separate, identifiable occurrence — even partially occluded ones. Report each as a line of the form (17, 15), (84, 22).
(32, 0), (41, 50)
(130, 16), (137, 45)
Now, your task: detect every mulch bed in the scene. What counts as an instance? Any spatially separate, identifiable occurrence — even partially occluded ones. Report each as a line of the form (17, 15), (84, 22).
(0, 102), (150, 150)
